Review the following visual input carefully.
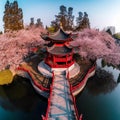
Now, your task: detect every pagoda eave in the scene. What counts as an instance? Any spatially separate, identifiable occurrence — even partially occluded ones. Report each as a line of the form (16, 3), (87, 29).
(47, 48), (72, 56)
(43, 37), (72, 43)
(47, 52), (71, 56)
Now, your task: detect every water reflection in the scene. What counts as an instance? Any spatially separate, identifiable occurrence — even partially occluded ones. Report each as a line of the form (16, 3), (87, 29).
(0, 59), (120, 120)
(117, 74), (120, 83)
(97, 59), (120, 81)
(86, 67), (117, 96)
(100, 59), (120, 83)
(0, 75), (47, 120)
(76, 59), (120, 120)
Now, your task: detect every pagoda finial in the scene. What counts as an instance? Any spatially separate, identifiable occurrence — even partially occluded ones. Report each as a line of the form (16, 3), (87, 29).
(60, 22), (63, 29)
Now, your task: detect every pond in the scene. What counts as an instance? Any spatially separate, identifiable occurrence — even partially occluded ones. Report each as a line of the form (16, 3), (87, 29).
(0, 76), (47, 120)
(76, 59), (120, 120)
(0, 59), (120, 120)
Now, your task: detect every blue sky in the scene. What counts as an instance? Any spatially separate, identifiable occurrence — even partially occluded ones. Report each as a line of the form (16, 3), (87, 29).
(0, 0), (120, 32)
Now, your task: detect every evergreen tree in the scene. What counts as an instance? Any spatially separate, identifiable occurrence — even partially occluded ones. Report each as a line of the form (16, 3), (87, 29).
(82, 12), (90, 29)
(3, 0), (24, 32)
(3, 0), (10, 32)
(30, 17), (34, 26)
(51, 20), (59, 32)
(59, 5), (68, 30)
(51, 5), (74, 31)
(76, 12), (83, 28)
(76, 12), (90, 31)
(50, 5), (90, 32)
(29, 18), (43, 28)
(36, 18), (43, 27)
(67, 7), (74, 30)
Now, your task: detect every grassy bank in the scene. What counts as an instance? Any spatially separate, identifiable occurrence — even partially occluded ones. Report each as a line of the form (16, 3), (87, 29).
(0, 69), (13, 85)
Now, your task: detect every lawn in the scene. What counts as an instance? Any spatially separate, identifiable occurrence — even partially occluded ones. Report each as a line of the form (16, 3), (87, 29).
(0, 69), (13, 85)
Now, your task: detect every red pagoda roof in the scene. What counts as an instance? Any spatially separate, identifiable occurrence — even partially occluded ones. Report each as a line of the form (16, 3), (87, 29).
(41, 28), (72, 42)
(47, 45), (72, 55)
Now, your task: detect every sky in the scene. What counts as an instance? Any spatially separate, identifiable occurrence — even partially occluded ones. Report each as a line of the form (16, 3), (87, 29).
(0, 0), (120, 32)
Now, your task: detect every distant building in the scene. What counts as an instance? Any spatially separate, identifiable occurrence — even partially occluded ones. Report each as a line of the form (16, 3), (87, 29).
(114, 38), (120, 45)
(105, 26), (115, 35)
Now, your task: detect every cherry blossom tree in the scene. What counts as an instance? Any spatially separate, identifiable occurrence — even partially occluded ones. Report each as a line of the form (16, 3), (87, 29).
(0, 26), (46, 71)
(1, 27), (120, 71)
(70, 29), (120, 65)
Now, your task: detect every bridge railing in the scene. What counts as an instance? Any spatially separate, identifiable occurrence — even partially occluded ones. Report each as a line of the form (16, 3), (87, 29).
(16, 67), (49, 92)
(72, 63), (96, 92)
(42, 71), (54, 120)
(66, 70), (80, 120)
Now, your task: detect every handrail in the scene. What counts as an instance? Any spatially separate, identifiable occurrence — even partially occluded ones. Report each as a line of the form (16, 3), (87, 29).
(67, 70), (80, 120)
(16, 67), (49, 91)
(72, 63), (96, 91)
(46, 60), (74, 68)
(42, 71), (54, 120)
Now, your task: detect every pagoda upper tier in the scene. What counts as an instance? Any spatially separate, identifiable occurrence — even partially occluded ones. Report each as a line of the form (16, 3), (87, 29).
(41, 28), (73, 42)
(47, 45), (72, 55)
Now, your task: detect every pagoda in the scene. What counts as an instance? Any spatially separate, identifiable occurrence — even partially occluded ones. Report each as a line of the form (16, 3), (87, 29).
(43, 28), (74, 68)
(38, 26), (80, 80)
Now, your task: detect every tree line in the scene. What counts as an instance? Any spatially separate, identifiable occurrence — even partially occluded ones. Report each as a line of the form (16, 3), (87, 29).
(49, 5), (90, 32)
(2, 1), (90, 33)
(3, 0), (43, 33)
(3, 0), (24, 32)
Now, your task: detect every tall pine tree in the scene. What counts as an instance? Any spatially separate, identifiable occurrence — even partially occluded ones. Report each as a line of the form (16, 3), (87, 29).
(76, 12), (83, 28)
(30, 18), (34, 26)
(50, 5), (74, 31)
(76, 12), (90, 31)
(67, 7), (74, 30)
(3, 0), (24, 32)
(36, 18), (43, 27)
(29, 18), (43, 28)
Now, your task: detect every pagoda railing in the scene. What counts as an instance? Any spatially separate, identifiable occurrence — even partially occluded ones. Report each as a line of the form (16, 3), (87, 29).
(46, 60), (74, 68)
(54, 57), (66, 62)
(54, 56), (73, 62)
(72, 62), (96, 93)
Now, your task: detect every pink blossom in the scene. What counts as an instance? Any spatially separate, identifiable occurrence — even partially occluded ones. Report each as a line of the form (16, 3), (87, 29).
(0, 26), (46, 70)
(70, 29), (120, 65)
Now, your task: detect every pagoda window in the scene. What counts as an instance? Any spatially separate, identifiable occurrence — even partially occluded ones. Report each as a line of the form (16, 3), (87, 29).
(56, 62), (66, 65)
(58, 56), (66, 58)
(67, 61), (71, 64)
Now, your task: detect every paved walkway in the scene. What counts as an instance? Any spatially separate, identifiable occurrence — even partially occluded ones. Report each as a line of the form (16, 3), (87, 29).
(48, 71), (77, 120)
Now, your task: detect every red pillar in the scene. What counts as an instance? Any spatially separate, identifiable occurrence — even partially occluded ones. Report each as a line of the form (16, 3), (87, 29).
(66, 55), (68, 65)
(53, 55), (55, 67)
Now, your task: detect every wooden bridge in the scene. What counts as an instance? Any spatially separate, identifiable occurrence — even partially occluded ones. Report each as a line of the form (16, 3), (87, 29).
(43, 70), (80, 120)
